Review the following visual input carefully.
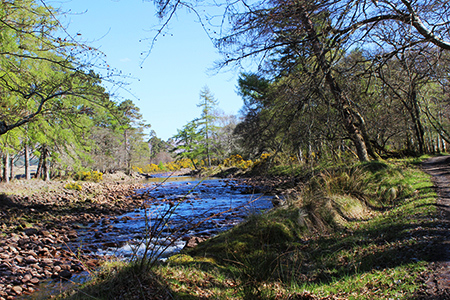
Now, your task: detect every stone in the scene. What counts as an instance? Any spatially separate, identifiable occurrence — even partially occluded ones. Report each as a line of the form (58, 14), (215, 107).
(58, 270), (72, 279)
(24, 228), (38, 236)
(14, 256), (23, 264)
(53, 265), (61, 273)
(39, 231), (52, 237)
(184, 236), (207, 249)
(67, 231), (78, 239)
(25, 256), (37, 264)
(21, 274), (32, 283)
(17, 239), (29, 247)
(11, 286), (22, 295)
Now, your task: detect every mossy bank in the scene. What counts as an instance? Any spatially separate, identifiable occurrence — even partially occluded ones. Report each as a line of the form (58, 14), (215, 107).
(53, 158), (446, 299)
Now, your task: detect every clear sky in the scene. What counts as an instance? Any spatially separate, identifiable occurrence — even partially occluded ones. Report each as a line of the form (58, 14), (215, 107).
(58, 0), (244, 140)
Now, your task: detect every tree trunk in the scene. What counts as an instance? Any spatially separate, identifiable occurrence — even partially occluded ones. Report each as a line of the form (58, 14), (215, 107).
(190, 158), (198, 170)
(41, 146), (50, 181)
(3, 153), (10, 183)
(34, 157), (41, 179)
(34, 145), (49, 180)
(410, 89), (425, 155)
(124, 130), (131, 175)
(24, 144), (31, 180)
(298, 6), (370, 162)
(206, 130), (211, 167)
(9, 156), (14, 181)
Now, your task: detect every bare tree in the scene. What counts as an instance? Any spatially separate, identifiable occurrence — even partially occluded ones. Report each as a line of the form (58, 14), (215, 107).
(149, 0), (450, 161)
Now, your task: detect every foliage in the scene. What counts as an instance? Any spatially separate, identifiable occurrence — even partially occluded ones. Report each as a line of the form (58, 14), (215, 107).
(133, 158), (195, 174)
(0, 1), (154, 180)
(222, 154), (253, 169)
(171, 86), (241, 169)
(73, 171), (103, 183)
(64, 182), (82, 191)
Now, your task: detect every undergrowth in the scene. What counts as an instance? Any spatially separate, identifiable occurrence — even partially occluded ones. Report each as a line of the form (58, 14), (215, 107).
(58, 157), (438, 299)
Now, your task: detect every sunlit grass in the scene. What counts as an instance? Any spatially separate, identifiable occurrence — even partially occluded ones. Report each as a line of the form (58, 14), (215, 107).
(57, 157), (438, 299)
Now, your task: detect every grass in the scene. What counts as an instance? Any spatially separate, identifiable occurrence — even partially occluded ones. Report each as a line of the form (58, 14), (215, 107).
(57, 157), (439, 299)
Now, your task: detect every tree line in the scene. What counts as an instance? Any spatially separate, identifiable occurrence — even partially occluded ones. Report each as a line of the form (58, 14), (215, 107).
(3, 0), (450, 182)
(154, 0), (450, 164)
(0, 0), (150, 182)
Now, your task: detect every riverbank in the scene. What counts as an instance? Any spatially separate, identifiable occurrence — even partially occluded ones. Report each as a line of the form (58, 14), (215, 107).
(0, 175), (148, 299)
(54, 158), (449, 299)
(0, 171), (277, 299)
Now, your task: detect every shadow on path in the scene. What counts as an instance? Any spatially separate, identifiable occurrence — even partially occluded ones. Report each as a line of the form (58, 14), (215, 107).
(419, 156), (450, 299)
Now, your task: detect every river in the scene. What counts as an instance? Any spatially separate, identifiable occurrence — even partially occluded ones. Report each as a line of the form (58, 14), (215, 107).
(80, 176), (273, 260)
(19, 176), (273, 299)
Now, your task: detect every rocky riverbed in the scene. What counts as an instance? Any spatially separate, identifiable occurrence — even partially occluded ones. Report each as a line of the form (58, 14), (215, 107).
(0, 179), (148, 299)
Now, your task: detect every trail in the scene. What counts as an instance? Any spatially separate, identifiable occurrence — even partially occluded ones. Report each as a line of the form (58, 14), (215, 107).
(420, 156), (450, 298)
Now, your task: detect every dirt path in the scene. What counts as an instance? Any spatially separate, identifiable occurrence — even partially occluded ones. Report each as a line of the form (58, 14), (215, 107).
(420, 156), (450, 298)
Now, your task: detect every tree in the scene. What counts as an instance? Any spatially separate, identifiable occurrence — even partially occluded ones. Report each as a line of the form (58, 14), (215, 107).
(148, 130), (172, 164)
(0, 0), (115, 136)
(196, 86), (219, 167)
(172, 120), (204, 169)
(117, 100), (149, 174)
(150, 0), (450, 161)
(215, 112), (239, 158)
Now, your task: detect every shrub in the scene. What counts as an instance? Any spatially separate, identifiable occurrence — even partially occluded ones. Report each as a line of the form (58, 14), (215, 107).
(65, 182), (82, 191)
(73, 170), (103, 182)
(222, 154), (254, 169)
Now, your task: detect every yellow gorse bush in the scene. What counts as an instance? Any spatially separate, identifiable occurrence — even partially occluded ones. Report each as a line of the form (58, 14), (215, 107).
(222, 154), (254, 169)
(65, 182), (82, 191)
(134, 158), (194, 174)
(74, 170), (103, 182)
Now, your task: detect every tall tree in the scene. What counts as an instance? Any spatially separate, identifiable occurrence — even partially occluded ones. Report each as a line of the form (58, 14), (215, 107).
(196, 86), (219, 167)
(150, 0), (450, 161)
(117, 100), (150, 174)
(172, 120), (204, 169)
(0, 0), (114, 136)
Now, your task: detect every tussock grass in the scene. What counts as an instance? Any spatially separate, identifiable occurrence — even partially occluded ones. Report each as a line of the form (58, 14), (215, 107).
(58, 157), (438, 299)
(56, 260), (172, 300)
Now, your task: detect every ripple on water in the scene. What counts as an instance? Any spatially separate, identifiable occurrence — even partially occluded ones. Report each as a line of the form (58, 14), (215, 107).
(19, 177), (273, 299)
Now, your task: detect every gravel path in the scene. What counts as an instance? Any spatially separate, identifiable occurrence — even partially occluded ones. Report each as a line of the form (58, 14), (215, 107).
(420, 156), (450, 299)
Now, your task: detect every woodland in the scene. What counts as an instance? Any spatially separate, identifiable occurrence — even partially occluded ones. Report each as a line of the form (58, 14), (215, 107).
(2, 1), (450, 299)
(1, 0), (450, 180)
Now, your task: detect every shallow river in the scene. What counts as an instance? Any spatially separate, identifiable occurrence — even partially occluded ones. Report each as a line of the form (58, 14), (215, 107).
(20, 176), (273, 299)
(90, 176), (274, 259)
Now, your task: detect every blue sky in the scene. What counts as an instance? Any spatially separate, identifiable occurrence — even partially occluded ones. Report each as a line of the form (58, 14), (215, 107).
(58, 0), (244, 140)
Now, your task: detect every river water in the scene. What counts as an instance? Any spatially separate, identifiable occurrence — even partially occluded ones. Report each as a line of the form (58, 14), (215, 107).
(89, 176), (274, 259)
(19, 176), (273, 299)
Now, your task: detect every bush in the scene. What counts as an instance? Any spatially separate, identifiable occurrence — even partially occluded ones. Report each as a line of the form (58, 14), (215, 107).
(73, 170), (103, 182)
(65, 182), (82, 191)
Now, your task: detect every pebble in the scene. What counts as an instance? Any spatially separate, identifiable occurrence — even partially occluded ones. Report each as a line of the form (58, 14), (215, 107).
(0, 181), (147, 299)
(11, 286), (22, 295)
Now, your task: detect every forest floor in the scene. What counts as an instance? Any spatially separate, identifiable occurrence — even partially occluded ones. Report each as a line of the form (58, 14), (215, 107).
(420, 155), (450, 298)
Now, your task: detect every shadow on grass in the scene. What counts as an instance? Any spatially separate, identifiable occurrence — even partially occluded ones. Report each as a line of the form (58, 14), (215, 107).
(57, 262), (175, 300)
(172, 187), (442, 299)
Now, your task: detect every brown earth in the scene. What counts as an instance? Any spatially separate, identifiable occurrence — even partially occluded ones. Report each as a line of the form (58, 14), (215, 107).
(418, 156), (450, 299)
